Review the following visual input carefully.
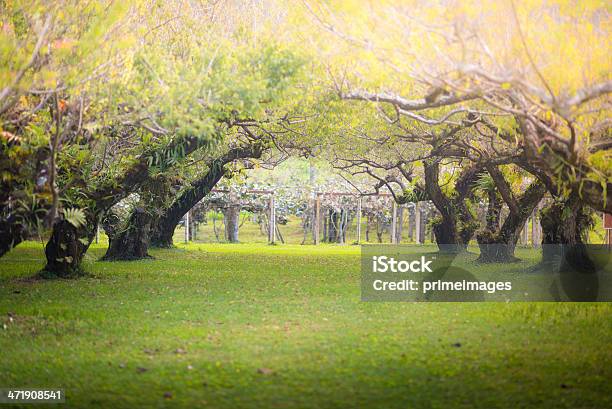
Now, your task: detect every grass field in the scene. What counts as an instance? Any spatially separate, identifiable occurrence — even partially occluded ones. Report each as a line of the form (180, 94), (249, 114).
(1, 242), (611, 408)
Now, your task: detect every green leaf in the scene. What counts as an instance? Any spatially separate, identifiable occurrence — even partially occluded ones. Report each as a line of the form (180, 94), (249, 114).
(63, 208), (87, 228)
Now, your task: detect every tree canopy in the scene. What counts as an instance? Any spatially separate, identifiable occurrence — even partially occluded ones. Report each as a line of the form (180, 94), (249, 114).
(1, 0), (610, 273)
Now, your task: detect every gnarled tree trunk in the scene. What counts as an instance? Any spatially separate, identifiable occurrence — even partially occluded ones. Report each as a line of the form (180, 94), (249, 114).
(431, 213), (463, 252)
(484, 190), (502, 232)
(539, 195), (595, 273)
(477, 175), (546, 263)
(40, 135), (210, 275)
(43, 216), (97, 277)
(102, 207), (153, 261)
(424, 160), (480, 253)
(0, 218), (27, 258)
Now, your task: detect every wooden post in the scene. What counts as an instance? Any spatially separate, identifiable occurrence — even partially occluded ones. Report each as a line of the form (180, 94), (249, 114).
(314, 194), (321, 245)
(415, 202), (422, 244)
(391, 201), (397, 244)
(356, 197), (362, 244)
(268, 194), (275, 244)
(184, 210), (190, 243)
(604, 213), (612, 250)
(95, 224), (99, 244)
(408, 204), (414, 242)
(396, 205), (404, 244)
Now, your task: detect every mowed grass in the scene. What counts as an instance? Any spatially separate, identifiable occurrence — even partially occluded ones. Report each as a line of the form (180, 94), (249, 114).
(0, 242), (611, 409)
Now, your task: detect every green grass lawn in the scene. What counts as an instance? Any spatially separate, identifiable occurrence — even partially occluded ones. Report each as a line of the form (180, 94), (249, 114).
(0, 242), (611, 408)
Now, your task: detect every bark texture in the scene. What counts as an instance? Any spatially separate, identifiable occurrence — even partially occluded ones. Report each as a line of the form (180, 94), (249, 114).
(539, 196), (596, 273)
(0, 218), (27, 257)
(42, 218), (96, 277)
(102, 207), (153, 261)
(223, 205), (240, 243)
(476, 176), (546, 263)
(42, 135), (208, 275)
(424, 160), (480, 253)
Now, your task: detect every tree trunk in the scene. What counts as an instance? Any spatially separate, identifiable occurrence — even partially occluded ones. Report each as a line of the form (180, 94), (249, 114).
(275, 224), (285, 244)
(150, 145), (263, 248)
(540, 196), (595, 273)
(327, 210), (339, 243)
(301, 212), (311, 245)
(38, 134), (214, 273)
(476, 189), (514, 261)
(477, 180), (546, 263)
(189, 218), (196, 241)
(150, 221), (175, 248)
(366, 215), (373, 242)
(342, 210), (349, 243)
(0, 218), (27, 257)
(42, 217), (96, 277)
(223, 206), (240, 243)
(432, 213), (463, 252)
(336, 209), (348, 244)
(323, 214), (328, 242)
(429, 202), (475, 252)
(484, 190), (501, 231)
(477, 230), (519, 263)
(424, 160), (479, 253)
(102, 208), (153, 261)
(376, 218), (384, 243)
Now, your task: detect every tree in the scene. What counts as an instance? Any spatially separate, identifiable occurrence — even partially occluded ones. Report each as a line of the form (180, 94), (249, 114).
(105, 142), (265, 255)
(38, 1), (308, 275)
(0, 0), (134, 257)
(43, 131), (215, 275)
(327, 104), (527, 252)
(306, 0), (611, 247)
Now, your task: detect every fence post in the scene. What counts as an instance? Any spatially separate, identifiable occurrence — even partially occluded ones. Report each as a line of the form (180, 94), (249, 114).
(396, 204), (404, 244)
(356, 197), (362, 244)
(408, 204), (414, 242)
(391, 201), (397, 244)
(184, 210), (190, 243)
(268, 194), (275, 244)
(415, 202), (422, 244)
(314, 194), (320, 245)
